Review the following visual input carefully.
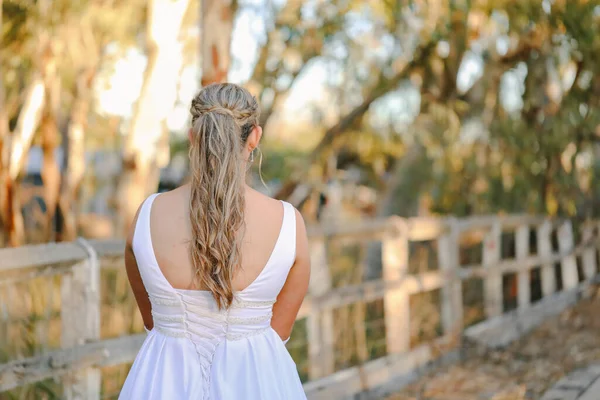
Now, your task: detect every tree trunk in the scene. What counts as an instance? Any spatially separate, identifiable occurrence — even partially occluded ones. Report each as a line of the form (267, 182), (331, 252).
(0, 0), (9, 246)
(200, 0), (236, 86)
(2, 76), (47, 246)
(116, 0), (191, 236)
(58, 67), (96, 241)
(0, 1), (56, 245)
(40, 118), (61, 242)
(40, 70), (61, 242)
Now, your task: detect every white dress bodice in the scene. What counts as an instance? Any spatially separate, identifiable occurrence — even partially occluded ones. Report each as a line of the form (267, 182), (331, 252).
(119, 194), (306, 400)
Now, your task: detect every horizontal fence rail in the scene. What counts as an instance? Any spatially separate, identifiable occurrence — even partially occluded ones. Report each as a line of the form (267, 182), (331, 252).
(1, 215), (599, 399)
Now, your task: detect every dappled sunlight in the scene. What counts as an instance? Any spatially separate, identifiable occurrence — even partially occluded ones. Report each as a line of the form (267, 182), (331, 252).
(2, 0), (600, 398)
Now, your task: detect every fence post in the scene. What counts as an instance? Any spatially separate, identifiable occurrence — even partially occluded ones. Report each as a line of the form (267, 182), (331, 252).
(581, 223), (597, 281)
(438, 218), (463, 336)
(307, 238), (335, 379)
(537, 220), (555, 297)
(382, 217), (410, 354)
(483, 221), (502, 318)
(516, 225), (530, 310)
(61, 238), (101, 400)
(558, 221), (578, 290)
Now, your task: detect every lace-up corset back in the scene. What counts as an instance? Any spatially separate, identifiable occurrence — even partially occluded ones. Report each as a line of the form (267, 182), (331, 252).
(130, 194), (297, 398)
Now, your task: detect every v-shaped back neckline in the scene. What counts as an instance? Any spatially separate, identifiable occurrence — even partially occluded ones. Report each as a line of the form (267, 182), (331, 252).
(140, 193), (288, 297)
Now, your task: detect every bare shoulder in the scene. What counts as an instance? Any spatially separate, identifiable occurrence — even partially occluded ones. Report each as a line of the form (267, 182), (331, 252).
(293, 207), (308, 260)
(248, 188), (307, 228)
(292, 206), (307, 237)
(246, 187), (279, 206)
(127, 187), (185, 247)
(153, 185), (188, 211)
(245, 187), (286, 215)
(150, 186), (190, 228)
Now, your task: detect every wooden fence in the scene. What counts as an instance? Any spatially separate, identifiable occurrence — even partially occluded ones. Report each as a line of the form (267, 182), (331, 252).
(0, 215), (599, 399)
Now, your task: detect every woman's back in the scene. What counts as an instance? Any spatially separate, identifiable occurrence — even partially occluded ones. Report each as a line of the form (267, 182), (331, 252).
(120, 192), (307, 399)
(149, 186), (290, 294)
(120, 83), (309, 399)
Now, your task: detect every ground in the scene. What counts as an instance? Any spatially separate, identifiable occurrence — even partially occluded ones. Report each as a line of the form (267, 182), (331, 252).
(388, 284), (600, 400)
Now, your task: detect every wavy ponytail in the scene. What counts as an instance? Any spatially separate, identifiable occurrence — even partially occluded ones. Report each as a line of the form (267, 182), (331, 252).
(188, 83), (260, 309)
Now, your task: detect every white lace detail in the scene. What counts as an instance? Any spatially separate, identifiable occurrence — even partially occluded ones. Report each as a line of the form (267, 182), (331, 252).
(152, 310), (184, 323)
(149, 295), (180, 306)
(231, 299), (276, 309)
(228, 312), (272, 325)
(226, 327), (270, 341)
(155, 326), (187, 338)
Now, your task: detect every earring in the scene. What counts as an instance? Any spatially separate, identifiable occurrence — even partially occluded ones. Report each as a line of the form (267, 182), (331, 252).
(249, 148), (255, 163)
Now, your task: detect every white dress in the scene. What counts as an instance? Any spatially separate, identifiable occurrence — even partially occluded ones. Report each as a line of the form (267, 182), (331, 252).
(119, 194), (306, 399)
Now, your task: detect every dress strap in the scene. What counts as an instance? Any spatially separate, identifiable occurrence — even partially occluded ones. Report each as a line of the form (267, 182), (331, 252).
(132, 193), (176, 294)
(280, 201), (297, 262)
(132, 193), (158, 251)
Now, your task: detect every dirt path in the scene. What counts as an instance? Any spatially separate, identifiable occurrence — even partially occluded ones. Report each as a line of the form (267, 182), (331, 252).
(387, 284), (600, 400)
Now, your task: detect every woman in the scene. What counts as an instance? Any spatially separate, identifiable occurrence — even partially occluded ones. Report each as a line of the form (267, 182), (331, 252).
(120, 83), (310, 399)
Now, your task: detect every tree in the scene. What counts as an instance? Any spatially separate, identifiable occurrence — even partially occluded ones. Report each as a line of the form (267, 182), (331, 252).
(1, 0), (148, 244)
(57, 20), (105, 241)
(0, 0), (52, 244)
(272, 0), (439, 206)
(115, 0), (193, 235)
(201, 0), (237, 86)
(423, 0), (600, 217)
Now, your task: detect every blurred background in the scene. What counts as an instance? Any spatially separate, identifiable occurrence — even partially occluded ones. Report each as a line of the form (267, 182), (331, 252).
(1, 0), (599, 247)
(1, 0), (600, 399)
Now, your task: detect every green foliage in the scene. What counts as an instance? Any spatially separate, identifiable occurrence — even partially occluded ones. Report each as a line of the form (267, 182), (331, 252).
(379, 0), (600, 217)
(255, 144), (308, 184)
(3, 0), (600, 223)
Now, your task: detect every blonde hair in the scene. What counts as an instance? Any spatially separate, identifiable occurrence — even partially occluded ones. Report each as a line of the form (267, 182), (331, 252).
(188, 83), (260, 309)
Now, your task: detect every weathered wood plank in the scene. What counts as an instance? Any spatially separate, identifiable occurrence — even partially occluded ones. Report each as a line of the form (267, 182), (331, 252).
(382, 217), (410, 354)
(483, 222), (503, 318)
(537, 220), (556, 297)
(558, 221), (579, 290)
(0, 334), (146, 392)
(581, 224), (597, 281)
(0, 215), (564, 275)
(304, 335), (457, 399)
(464, 280), (595, 349)
(0, 263), (73, 286)
(438, 218), (463, 335)
(456, 215), (548, 232)
(0, 242), (87, 272)
(459, 242), (590, 279)
(87, 239), (125, 258)
(578, 373), (600, 400)
(307, 239), (335, 379)
(61, 239), (101, 400)
(516, 225), (530, 310)
(296, 271), (444, 319)
(1, 217), (450, 275)
(0, 239), (125, 274)
(296, 237), (596, 318)
(304, 271), (443, 315)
